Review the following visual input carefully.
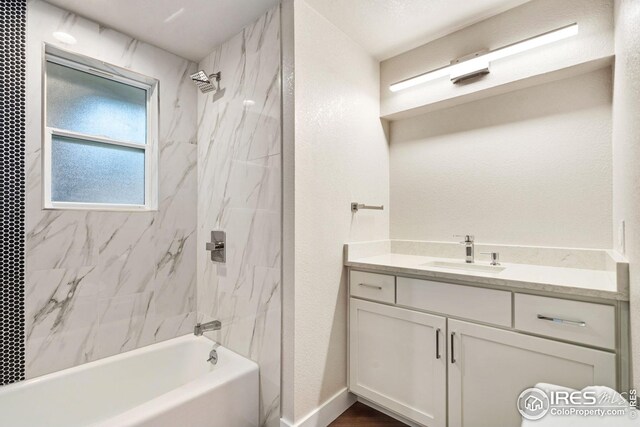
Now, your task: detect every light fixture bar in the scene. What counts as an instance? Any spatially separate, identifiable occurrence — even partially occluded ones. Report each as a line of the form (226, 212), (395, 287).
(389, 23), (578, 92)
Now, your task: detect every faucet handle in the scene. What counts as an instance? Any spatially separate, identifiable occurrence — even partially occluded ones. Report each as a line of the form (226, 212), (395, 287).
(453, 234), (474, 243)
(480, 252), (500, 266)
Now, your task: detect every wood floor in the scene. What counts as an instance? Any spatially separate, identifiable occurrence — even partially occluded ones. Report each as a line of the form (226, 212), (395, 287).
(329, 402), (408, 427)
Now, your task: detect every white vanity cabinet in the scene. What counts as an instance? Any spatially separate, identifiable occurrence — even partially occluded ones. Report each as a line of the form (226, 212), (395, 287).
(448, 319), (616, 427)
(348, 270), (624, 427)
(350, 298), (447, 427)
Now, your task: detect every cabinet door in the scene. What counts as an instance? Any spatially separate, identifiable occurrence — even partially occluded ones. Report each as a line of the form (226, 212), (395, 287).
(350, 298), (446, 427)
(448, 319), (616, 427)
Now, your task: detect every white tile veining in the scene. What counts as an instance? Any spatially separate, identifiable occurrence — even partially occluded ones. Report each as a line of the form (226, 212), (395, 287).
(25, 0), (198, 378)
(196, 6), (281, 427)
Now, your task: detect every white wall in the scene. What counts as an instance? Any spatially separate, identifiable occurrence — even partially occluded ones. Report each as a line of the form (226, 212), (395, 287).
(281, 0), (296, 423)
(291, 0), (390, 421)
(612, 0), (640, 387)
(25, 0), (197, 378)
(284, 0), (620, 423)
(196, 7), (281, 427)
(390, 68), (613, 249)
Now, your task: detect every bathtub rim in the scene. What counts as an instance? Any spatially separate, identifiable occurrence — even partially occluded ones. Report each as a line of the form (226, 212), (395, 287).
(0, 334), (258, 395)
(92, 336), (259, 427)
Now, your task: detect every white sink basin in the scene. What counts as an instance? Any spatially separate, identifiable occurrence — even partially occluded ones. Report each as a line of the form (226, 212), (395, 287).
(421, 260), (506, 274)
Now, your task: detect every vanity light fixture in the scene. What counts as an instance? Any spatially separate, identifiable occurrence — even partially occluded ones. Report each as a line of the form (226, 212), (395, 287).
(389, 22), (578, 92)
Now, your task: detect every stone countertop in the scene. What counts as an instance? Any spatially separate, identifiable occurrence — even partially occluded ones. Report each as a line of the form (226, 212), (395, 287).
(346, 253), (627, 301)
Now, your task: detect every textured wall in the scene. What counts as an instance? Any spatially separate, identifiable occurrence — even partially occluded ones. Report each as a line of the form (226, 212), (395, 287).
(612, 0), (640, 388)
(25, 0), (198, 378)
(280, 0), (295, 421)
(390, 68), (613, 248)
(0, 0), (26, 386)
(196, 7), (281, 427)
(291, 0), (390, 421)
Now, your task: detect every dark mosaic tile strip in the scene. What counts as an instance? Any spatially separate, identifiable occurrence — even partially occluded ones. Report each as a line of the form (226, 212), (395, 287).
(0, 0), (26, 385)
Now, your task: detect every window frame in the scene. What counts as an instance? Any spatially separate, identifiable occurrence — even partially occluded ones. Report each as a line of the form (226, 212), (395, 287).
(42, 44), (159, 211)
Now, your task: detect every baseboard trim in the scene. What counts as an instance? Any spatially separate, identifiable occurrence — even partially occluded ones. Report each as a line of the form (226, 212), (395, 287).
(280, 388), (356, 427)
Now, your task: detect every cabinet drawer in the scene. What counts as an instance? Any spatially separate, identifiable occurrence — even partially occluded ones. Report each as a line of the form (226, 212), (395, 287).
(397, 277), (511, 327)
(350, 271), (395, 304)
(514, 294), (616, 349)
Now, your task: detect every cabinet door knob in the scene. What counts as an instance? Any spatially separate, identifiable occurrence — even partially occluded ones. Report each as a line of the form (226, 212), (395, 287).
(450, 332), (456, 364)
(435, 328), (441, 359)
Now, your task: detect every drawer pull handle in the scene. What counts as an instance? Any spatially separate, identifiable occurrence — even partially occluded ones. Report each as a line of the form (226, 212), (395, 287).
(450, 332), (456, 364)
(537, 314), (586, 327)
(435, 328), (441, 359)
(358, 283), (382, 290)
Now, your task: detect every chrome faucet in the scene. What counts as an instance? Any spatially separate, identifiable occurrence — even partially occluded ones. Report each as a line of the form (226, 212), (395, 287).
(194, 320), (222, 336)
(454, 234), (475, 263)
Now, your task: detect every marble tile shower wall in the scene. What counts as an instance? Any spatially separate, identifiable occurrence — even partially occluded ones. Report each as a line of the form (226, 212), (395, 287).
(25, 0), (198, 377)
(196, 6), (281, 427)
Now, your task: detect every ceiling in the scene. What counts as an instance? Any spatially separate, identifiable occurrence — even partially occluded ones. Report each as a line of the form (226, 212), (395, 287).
(45, 0), (531, 63)
(304, 0), (532, 60)
(45, 0), (280, 62)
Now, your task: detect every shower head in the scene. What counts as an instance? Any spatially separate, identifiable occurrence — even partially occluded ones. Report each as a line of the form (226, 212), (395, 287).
(190, 70), (221, 93)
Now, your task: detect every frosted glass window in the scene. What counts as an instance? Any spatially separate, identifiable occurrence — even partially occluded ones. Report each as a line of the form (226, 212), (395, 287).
(46, 61), (147, 144)
(51, 135), (145, 205)
(43, 50), (157, 210)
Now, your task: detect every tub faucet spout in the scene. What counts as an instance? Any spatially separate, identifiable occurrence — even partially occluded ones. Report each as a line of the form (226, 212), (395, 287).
(194, 320), (221, 336)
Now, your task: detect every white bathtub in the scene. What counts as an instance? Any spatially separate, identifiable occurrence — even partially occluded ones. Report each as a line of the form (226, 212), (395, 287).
(0, 335), (259, 427)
